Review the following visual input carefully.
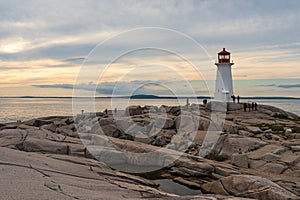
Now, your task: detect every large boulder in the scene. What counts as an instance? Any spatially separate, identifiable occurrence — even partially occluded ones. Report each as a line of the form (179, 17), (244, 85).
(22, 137), (69, 154)
(175, 113), (199, 134)
(41, 123), (57, 132)
(205, 101), (227, 112)
(223, 121), (242, 134)
(99, 118), (114, 126)
(152, 129), (176, 147)
(166, 106), (181, 116)
(134, 132), (153, 144)
(26, 119), (53, 127)
(0, 129), (27, 147)
(203, 175), (298, 200)
(212, 134), (267, 157)
(227, 103), (243, 111)
(154, 116), (174, 129)
(101, 124), (120, 138)
(126, 106), (142, 116)
(198, 117), (210, 131)
(231, 153), (249, 168)
(247, 144), (286, 160)
(260, 162), (288, 174)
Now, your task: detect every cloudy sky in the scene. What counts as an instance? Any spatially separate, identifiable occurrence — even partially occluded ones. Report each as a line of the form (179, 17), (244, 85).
(1, 0), (300, 97)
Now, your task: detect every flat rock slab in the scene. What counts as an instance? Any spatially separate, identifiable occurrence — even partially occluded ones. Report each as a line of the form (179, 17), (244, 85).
(247, 144), (286, 160)
(0, 147), (250, 200)
(0, 147), (166, 200)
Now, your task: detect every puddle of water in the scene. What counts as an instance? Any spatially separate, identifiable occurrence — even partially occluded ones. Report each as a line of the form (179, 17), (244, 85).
(154, 179), (202, 196)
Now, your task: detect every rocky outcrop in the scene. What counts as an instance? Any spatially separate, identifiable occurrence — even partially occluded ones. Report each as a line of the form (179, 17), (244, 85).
(203, 175), (298, 200)
(212, 134), (267, 156)
(0, 103), (299, 199)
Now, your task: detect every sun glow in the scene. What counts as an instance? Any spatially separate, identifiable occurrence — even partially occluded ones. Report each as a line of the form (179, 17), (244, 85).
(0, 38), (28, 53)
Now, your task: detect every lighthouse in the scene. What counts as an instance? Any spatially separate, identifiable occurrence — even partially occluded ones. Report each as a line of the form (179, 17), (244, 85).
(214, 48), (234, 102)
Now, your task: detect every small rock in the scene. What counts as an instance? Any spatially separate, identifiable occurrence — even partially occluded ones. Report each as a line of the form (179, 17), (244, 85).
(246, 126), (263, 134)
(285, 128), (293, 136)
(238, 130), (253, 137)
(291, 145), (300, 152)
(263, 129), (272, 134)
(290, 133), (300, 139)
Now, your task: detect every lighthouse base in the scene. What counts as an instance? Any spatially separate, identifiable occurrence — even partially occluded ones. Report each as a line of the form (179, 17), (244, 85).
(205, 101), (227, 112)
(205, 101), (243, 112)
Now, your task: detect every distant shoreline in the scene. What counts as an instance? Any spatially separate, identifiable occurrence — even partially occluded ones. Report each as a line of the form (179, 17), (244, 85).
(1, 95), (300, 100)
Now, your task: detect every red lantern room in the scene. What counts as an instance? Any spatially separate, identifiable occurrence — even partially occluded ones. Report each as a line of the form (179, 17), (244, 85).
(218, 48), (230, 63)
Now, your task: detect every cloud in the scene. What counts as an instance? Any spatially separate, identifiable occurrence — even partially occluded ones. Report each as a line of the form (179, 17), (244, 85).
(258, 84), (277, 87)
(33, 80), (209, 96)
(258, 83), (300, 88)
(34, 84), (74, 89)
(1, 1), (300, 60)
(63, 57), (86, 62)
(277, 84), (300, 88)
(1, 0), (300, 94)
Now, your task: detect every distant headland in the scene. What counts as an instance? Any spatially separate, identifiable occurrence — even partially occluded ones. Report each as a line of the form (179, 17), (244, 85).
(1, 95), (300, 100)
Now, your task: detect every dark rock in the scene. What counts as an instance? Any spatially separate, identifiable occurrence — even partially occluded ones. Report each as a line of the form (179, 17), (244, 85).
(126, 106), (143, 116)
(33, 119), (53, 127)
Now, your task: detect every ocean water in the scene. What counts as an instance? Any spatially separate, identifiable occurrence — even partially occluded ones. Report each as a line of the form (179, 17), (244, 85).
(0, 98), (299, 123)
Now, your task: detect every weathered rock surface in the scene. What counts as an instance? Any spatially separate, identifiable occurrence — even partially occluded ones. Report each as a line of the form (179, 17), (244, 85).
(1, 103), (300, 199)
(203, 175), (298, 200)
(212, 134), (267, 156)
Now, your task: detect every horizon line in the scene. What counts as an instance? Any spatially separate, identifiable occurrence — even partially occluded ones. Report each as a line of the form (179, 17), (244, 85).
(0, 95), (300, 100)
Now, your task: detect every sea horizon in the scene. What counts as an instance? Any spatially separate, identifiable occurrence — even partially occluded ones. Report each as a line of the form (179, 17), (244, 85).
(1, 97), (300, 124)
(1, 95), (300, 100)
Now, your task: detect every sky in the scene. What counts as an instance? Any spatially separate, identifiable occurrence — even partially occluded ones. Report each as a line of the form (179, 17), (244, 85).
(0, 0), (300, 97)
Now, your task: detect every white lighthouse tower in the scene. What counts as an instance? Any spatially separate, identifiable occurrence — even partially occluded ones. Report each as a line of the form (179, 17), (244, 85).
(214, 48), (234, 102)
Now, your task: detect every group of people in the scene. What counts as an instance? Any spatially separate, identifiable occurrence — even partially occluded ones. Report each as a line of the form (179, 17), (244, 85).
(231, 95), (258, 112)
(244, 102), (257, 112)
(231, 95), (240, 103)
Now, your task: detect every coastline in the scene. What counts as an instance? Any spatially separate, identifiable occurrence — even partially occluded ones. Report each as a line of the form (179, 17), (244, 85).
(0, 103), (300, 199)
(1, 95), (300, 100)
(1, 98), (300, 124)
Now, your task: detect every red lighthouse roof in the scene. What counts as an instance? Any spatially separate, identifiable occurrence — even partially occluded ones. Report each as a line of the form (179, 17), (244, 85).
(217, 48), (231, 63)
(218, 48), (230, 55)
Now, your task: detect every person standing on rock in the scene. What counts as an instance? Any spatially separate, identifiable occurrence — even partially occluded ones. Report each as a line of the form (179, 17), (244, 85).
(248, 103), (251, 112)
(252, 102), (255, 111)
(255, 102), (258, 111)
(244, 103), (247, 112)
(237, 95), (240, 103)
(186, 98), (190, 107)
(231, 95), (236, 103)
